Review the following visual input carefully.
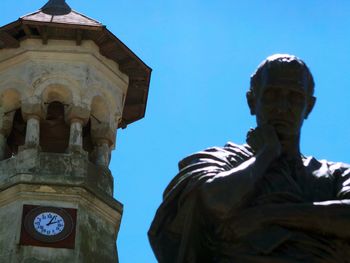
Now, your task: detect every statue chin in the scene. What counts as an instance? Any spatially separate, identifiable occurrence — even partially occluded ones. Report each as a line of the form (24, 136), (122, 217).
(271, 124), (297, 138)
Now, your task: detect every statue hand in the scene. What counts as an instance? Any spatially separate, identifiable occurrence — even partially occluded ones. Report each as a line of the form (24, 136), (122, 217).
(231, 204), (297, 239)
(246, 125), (281, 160)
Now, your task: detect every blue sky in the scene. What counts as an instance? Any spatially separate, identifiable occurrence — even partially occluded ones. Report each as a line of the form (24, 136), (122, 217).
(2, 1), (350, 262)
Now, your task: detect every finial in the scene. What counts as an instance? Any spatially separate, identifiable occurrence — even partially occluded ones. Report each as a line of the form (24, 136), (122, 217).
(41, 0), (72, 16)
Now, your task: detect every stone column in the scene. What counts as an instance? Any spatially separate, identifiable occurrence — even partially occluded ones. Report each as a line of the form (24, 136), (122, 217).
(94, 139), (111, 167)
(24, 115), (40, 147)
(21, 101), (43, 150)
(65, 105), (90, 153)
(91, 122), (115, 167)
(69, 118), (83, 152)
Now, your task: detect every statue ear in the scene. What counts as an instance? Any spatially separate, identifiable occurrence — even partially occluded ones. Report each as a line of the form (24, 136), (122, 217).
(305, 96), (316, 119)
(246, 91), (256, 115)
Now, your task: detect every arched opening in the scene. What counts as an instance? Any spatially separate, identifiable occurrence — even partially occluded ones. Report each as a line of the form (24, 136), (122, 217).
(90, 96), (109, 123)
(41, 84), (73, 106)
(40, 101), (70, 153)
(6, 108), (26, 158)
(1, 89), (21, 111)
(0, 89), (23, 159)
(83, 119), (93, 155)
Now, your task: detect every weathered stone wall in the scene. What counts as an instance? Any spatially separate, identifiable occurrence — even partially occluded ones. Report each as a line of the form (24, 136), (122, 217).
(0, 39), (128, 150)
(0, 39), (125, 262)
(0, 151), (122, 263)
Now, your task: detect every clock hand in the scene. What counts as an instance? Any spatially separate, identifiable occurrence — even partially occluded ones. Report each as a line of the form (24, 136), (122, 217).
(46, 215), (57, 226)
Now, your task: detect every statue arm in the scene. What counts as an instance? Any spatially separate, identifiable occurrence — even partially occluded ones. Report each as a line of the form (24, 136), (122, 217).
(233, 201), (350, 240)
(282, 200), (350, 239)
(335, 166), (350, 199)
(199, 145), (279, 219)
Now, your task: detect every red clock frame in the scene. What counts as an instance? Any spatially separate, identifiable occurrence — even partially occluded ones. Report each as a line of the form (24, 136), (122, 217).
(20, 205), (77, 249)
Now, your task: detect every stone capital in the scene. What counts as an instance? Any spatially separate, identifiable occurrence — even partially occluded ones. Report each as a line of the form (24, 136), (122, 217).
(65, 105), (90, 125)
(21, 101), (43, 121)
(0, 111), (15, 136)
(91, 122), (115, 146)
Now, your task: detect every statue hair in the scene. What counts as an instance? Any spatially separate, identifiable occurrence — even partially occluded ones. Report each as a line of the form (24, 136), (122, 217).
(249, 54), (315, 97)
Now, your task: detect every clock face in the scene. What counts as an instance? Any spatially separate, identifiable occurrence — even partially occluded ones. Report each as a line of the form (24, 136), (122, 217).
(33, 212), (65, 236)
(24, 206), (74, 243)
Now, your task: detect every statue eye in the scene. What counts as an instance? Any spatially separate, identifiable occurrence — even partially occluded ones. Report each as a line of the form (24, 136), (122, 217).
(262, 89), (277, 102)
(289, 91), (305, 104)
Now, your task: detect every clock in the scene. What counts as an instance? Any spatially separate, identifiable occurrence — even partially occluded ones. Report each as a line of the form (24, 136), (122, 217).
(33, 211), (66, 237)
(20, 205), (77, 249)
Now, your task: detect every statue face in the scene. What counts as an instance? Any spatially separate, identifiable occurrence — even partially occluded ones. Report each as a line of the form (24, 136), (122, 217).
(254, 77), (311, 136)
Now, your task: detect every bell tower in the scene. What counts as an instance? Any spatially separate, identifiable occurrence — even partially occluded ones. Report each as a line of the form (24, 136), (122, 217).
(0, 0), (151, 262)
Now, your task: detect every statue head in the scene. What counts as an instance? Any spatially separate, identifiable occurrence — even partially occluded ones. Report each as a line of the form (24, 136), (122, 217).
(247, 54), (316, 136)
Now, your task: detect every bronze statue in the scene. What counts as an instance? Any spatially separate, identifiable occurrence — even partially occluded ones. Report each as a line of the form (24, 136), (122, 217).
(149, 54), (350, 263)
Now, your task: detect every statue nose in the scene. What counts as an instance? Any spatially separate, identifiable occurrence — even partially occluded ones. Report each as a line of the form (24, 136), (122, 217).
(276, 97), (289, 113)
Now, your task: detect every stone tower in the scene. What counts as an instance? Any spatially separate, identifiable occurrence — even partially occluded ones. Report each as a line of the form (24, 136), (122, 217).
(0, 0), (151, 262)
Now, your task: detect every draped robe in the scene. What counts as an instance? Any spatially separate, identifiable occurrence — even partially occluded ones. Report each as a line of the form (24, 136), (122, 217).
(149, 142), (350, 263)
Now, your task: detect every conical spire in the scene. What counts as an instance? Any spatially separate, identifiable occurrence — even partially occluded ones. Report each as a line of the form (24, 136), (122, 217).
(41, 0), (71, 16)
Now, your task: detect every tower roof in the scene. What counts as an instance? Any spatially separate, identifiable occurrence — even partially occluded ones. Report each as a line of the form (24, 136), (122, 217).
(41, 0), (72, 16)
(24, 0), (102, 27)
(0, 0), (151, 128)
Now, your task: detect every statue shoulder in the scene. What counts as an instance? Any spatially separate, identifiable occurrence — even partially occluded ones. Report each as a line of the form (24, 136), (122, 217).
(303, 155), (350, 179)
(163, 142), (253, 200)
(149, 142), (255, 262)
(327, 160), (350, 171)
(178, 142), (254, 170)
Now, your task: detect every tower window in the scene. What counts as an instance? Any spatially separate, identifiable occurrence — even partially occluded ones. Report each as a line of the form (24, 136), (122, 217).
(40, 101), (69, 153)
(6, 108), (26, 158)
